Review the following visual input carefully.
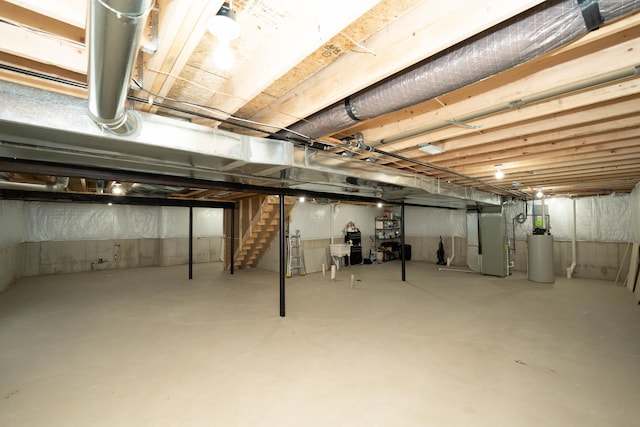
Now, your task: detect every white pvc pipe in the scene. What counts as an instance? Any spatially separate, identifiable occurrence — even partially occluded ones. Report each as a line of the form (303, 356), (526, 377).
(540, 196), (546, 231)
(446, 236), (455, 266)
(566, 198), (577, 278)
(330, 204), (335, 244)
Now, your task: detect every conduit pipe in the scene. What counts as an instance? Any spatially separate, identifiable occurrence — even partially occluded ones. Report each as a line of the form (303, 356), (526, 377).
(446, 235), (455, 267)
(0, 176), (69, 192)
(87, 0), (152, 135)
(277, 0), (640, 140)
(566, 198), (577, 278)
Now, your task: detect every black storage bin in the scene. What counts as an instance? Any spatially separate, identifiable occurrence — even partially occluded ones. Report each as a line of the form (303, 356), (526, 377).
(400, 244), (411, 260)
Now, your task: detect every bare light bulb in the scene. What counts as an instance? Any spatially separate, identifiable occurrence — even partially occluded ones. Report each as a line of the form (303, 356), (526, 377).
(213, 41), (235, 70)
(495, 169), (504, 179)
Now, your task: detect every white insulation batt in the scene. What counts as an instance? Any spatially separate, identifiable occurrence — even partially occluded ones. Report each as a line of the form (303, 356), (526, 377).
(290, 202), (465, 240)
(24, 203), (223, 242)
(507, 194), (631, 243)
(632, 183), (640, 244)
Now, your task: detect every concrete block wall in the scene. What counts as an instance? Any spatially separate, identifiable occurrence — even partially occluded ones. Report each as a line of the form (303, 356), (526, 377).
(0, 243), (24, 293)
(12, 237), (223, 278)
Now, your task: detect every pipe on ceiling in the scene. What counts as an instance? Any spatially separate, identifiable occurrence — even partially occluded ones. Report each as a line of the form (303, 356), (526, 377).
(276, 0), (640, 141)
(0, 176), (69, 192)
(87, 0), (153, 135)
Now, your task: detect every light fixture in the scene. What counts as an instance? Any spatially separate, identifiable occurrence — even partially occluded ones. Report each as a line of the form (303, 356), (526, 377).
(494, 164), (504, 179)
(208, 2), (240, 70)
(112, 182), (123, 195)
(418, 143), (445, 155)
(377, 202), (383, 208)
(299, 196), (305, 203)
(536, 190), (544, 198)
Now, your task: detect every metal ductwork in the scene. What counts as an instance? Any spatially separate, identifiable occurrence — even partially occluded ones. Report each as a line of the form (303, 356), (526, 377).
(0, 176), (69, 192)
(0, 80), (502, 208)
(87, 0), (152, 135)
(277, 0), (640, 141)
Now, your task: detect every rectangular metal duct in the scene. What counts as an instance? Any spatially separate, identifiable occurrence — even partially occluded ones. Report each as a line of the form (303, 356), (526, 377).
(0, 80), (501, 208)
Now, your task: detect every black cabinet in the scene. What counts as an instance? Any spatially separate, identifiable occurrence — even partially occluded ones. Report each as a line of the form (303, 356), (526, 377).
(345, 231), (362, 265)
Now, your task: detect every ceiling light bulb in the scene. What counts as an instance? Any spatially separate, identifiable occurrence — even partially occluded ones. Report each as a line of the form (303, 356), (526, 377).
(377, 202), (383, 208)
(112, 182), (123, 195)
(299, 196), (305, 203)
(536, 190), (543, 198)
(207, 4), (240, 41)
(495, 167), (504, 179)
(213, 41), (235, 70)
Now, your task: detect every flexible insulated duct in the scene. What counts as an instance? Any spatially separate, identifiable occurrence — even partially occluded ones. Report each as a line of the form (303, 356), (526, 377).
(87, 0), (152, 135)
(277, 0), (640, 141)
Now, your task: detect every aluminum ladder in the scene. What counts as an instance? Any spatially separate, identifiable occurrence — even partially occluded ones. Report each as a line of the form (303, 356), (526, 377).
(286, 230), (306, 277)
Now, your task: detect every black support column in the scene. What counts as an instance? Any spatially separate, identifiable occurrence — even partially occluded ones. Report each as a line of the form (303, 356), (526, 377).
(188, 206), (193, 280)
(401, 201), (406, 282)
(279, 195), (286, 317)
(230, 206), (235, 275)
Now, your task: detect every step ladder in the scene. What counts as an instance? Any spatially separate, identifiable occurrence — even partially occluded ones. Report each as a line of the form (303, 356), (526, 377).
(286, 230), (306, 277)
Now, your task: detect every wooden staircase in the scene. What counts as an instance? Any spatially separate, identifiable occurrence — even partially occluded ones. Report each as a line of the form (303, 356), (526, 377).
(232, 195), (296, 269)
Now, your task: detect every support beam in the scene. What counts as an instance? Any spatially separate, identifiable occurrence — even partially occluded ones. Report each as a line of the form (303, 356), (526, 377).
(279, 195), (286, 317)
(230, 206), (235, 275)
(0, 21), (87, 74)
(249, 0), (546, 132)
(189, 206), (193, 280)
(401, 201), (406, 282)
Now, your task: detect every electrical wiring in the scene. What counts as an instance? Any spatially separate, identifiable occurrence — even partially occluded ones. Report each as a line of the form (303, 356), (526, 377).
(340, 32), (376, 56)
(129, 79), (313, 141)
(0, 62), (522, 199)
(95, 0), (156, 20)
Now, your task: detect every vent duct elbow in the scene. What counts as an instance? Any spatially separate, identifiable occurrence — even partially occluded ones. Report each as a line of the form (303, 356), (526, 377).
(87, 0), (152, 135)
(277, 0), (640, 141)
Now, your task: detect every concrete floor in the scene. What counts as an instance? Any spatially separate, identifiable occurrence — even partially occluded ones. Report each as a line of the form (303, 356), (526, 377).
(1, 261), (639, 426)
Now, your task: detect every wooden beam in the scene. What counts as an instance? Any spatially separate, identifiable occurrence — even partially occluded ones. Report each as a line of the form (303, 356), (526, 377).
(448, 146), (640, 175)
(140, 0), (224, 113)
(381, 95), (640, 164)
(0, 0), (85, 43)
(3, 0), (86, 29)
(202, 0), (383, 120)
(248, 0), (546, 131)
(362, 25), (640, 151)
(436, 129), (640, 170)
(404, 121), (640, 164)
(0, 21), (86, 74)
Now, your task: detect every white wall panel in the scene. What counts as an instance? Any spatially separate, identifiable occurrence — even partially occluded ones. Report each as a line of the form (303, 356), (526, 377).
(632, 183), (640, 243)
(26, 203), (223, 241)
(405, 206), (466, 237)
(156, 207), (223, 238)
(290, 202), (331, 239)
(0, 200), (27, 248)
(509, 195), (631, 243)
